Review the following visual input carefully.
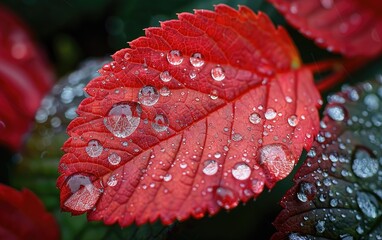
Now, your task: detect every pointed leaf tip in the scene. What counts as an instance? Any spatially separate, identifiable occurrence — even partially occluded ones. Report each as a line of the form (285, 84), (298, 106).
(58, 5), (321, 227)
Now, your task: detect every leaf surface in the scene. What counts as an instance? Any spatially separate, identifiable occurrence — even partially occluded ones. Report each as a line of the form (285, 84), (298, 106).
(268, 0), (382, 57)
(58, 4), (321, 226)
(0, 184), (59, 240)
(273, 77), (382, 239)
(0, 5), (54, 151)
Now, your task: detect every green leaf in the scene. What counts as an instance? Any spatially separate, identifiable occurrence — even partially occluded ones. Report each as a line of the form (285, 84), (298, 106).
(273, 76), (382, 239)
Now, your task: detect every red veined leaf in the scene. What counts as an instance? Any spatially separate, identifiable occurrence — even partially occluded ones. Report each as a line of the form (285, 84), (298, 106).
(0, 5), (54, 151)
(0, 184), (59, 240)
(57, 4), (321, 226)
(273, 77), (382, 239)
(268, 0), (382, 57)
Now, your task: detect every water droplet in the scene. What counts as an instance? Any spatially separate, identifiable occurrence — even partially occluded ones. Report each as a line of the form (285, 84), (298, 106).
(202, 160), (218, 176)
(258, 144), (295, 180)
(214, 152), (221, 158)
(265, 108), (277, 120)
(163, 173), (172, 182)
(167, 50), (183, 65)
(320, 0), (333, 9)
(352, 148), (378, 178)
(151, 113), (169, 132)
(189, 70), (197, 79)
(249, 112), (261, 124)
(64, 174), (102, 211)
(159, 87), (171, 97)
(86, 140), (103, 158)
(315, 220), (325, 233)
(288, 233), (309, 240)
(356, 192), (379, 219)
(232, 133), (243, 142)
(364, 94), (379, 111)
(103, 102), (142, 138)
(107, 175), (118, 186)
(108, 153), (121, 165)
(190, 53), (205, 67)
(124, 52), (131, 60)
(327, 105), (345, 121)
(231, 163), (251, 180)
(159, 71), (172, 82)
(138, 86), (159, 106)
(214, 187), (238, 209)
(288, 115), (299, 127)
(180, 162), (187, 169)
(296, 181), (316, 202)
(211, 65), (225, 81)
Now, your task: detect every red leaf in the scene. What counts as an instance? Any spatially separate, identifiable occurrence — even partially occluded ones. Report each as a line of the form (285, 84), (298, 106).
(0, 184), (59, 240)
(268, 0), (382, 57)
(0, 5), (54, 151)
(57, 4), (321, 226)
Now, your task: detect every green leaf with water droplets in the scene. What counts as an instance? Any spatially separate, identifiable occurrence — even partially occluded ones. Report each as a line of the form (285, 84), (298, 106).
(273, 76), (382, 239)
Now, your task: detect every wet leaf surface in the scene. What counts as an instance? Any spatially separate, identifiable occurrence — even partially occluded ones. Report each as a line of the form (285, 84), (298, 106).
(0, 184), (59, 240)
(0, 6), (54, 151)
(268, 0), (382, 57)
(273, 76), (382, 239)
(57, 4), (321, 226)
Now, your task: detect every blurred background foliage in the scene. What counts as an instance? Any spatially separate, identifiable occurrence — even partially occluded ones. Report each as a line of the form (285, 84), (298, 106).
(2, 0), (380, 239)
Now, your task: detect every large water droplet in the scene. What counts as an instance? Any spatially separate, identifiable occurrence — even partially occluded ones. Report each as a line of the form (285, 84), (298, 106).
(211, 66), (225, 81)
(288, 115), (299, 127)
(190, 53), (205, 67)
(265, 108), (277, 120)
(202, 160), (218, 176)
(296, 181), (316, 202)
(364, 94), (379, 111)
(327, 105), (345, 121)
(163, 173), (172, 182)
(108, 153), (121, 165)
(151, 113), (169, 132)
(356, 192), (379, 219)
(352, 148), (378, 178)
(214, 186), (238, 209)
(86, 140), (103, 158)
(64, 174), (102, 211)
(167, 50), (183, 65)
(138, 85), (159, 106)
(103, 102), (141, 138)
(159, 71), (172, 82)
(231, 162), (251, 180)
(249, 112), (261, 124)
(258, 144), (295, 180)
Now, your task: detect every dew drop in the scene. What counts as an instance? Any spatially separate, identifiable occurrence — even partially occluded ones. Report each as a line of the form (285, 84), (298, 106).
(124, 52), (131, 60)
(320, 0), (333, 9)
(107, 175), (118, 187)
(86, 140), (103, 158)
(258, 144), (295, 180)
(296, 181), (316, 202)
(64, 174), (102, 211)
(163, 173), (172, 182)
(159, 71), (172, 82)
(327, 105), (345, 121)
(151, 113), (169, 132)
(265, 108), (277, 120)
(288, 115), (299, 127)
(189, 70), (197, 79)
(356, 192), (379, 219)
(214, 187), (238, 209)
(180, 162), (187, 169)
(103, 102), (142, 138)
(214, 152), (221, 159)
(249, 112), (261, 124)
(211, 65), (225, 81)
(364, 94), (379, 111)
(232, 133), (243, 142)
(315, 220), (326, 233)
(108, 153), (121, 165)
(159, 87), (171, 97)
(138, 85), (159, 106)
(231, 162), (251, 180)
(352, 148), (378, 178)
(167, 50), (183, 65)
(190, 53), (205, 67)
(202, 160), (218, 176)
